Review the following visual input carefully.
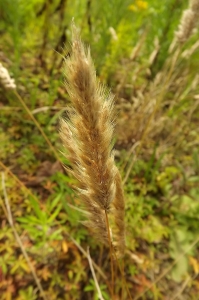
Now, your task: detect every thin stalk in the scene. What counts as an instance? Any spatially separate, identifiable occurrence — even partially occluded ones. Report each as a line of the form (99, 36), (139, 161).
(0, 161), (106, 281)
(14, 90), (61, 162)
(104, 210), (114, 298)
(1, 172), (47, 300)
(123, 47), (181, 185)
(87, 247), (105, 300)
(0, 160), (38, 201)
(121, 260), (125, 300)
(68, 235), (107, 281)
(112, 250), (133, 300)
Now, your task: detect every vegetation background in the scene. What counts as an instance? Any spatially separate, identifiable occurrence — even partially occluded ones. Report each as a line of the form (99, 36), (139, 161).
(0, 0), (199, 299)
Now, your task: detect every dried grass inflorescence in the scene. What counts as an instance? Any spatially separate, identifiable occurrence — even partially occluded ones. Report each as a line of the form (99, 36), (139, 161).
(175, 0), (199, 43)
(59, 24), (125, 256)
(0, 63), (16, 89)
(190, 0), (199, 11)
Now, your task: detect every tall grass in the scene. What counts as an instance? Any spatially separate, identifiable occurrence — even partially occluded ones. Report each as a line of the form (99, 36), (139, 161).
(59, 25), (127, 297)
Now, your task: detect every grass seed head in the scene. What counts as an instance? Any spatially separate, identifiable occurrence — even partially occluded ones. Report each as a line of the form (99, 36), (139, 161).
(59, 24), (125, 256)
(0, 63), (16, 89)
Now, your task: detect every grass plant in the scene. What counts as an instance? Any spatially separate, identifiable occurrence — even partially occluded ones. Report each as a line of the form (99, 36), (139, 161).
(0, 0), (199, 299)
(59, 24), (125, 257)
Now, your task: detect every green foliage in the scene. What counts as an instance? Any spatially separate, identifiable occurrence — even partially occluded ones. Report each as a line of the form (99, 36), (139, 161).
(84, 279), (109, 300)
(17, 286), (37, 300)
(17, 195), (63, 253)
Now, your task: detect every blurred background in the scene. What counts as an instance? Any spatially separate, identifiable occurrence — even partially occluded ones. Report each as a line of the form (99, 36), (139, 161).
(0, 0), (199, 299)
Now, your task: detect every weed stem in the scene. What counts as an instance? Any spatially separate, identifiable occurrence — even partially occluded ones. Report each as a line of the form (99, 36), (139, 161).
(1, 172), (47, 300)
(14, 90), (61, 163)
(105, 210), (115, 298)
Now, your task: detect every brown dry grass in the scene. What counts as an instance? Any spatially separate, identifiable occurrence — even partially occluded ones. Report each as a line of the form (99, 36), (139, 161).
(59, 24), (125, 257)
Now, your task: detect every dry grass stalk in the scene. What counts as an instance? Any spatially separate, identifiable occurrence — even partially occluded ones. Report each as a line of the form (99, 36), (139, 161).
(0, 62), (61, 162)
(1, 173), (47, 300)
(149, 37), (160, 65)
(59, 24), (125, 256)
(15, 91), (61, 163)
(0, 63), (16, 89)
(87, 247), (105, 300)
(169, 0), (199, 52)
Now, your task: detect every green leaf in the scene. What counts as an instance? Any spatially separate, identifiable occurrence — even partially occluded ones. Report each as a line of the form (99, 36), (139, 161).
(29, 196), (42, 219)
(48, 204), (62, 223)
(48, 193), (62, 212)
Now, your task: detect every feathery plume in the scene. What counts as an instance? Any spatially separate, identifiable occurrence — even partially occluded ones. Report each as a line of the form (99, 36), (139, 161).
(0, 63), (16, 89)
(175, 9), (196, 43)
(190, 0), (199, 12)
(175, 0), (199, 43)
(59, 24), (125, 256)
(112, 171), (125, 256)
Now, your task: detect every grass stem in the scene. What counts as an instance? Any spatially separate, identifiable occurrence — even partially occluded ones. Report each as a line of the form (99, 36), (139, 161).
(14, 90), (61, 163)
(87, 247), (105, 300)
(1, 172), (47, 300)
(104, 210), (115, 298)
